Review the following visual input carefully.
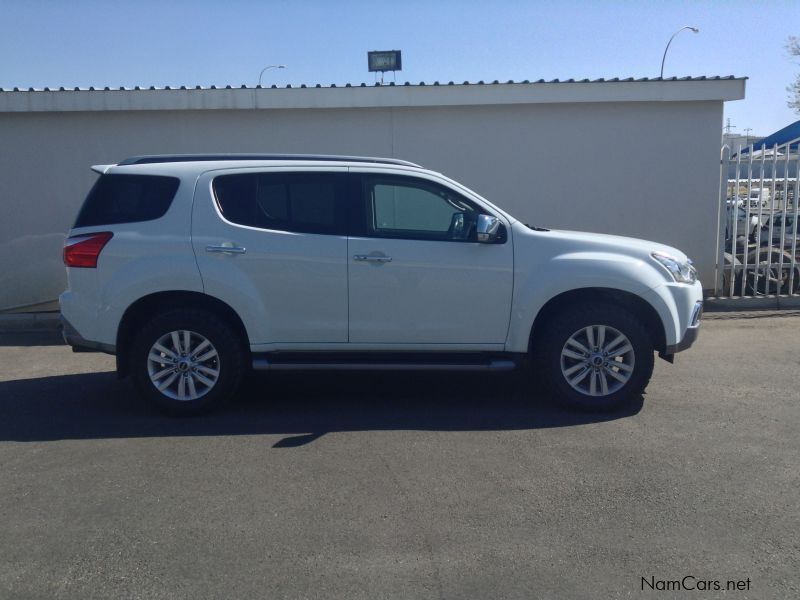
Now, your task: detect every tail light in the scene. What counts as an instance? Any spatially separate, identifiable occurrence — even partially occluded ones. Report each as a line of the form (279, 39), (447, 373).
(63, 232), (113, 268)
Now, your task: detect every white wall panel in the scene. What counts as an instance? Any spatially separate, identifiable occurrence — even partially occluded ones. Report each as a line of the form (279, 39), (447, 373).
(0, 86), (735, 311)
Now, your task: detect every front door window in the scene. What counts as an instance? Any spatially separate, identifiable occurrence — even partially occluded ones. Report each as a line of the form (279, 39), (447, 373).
(363, 177), (482, 242)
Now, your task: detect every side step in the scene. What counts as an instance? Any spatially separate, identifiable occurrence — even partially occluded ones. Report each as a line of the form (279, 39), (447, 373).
(251, 352), (521, 372)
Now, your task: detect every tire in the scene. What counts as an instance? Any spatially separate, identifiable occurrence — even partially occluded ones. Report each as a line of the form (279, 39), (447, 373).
(130, 309), (246, 415)
(532, 304), (654, 412)
(744, 248), (800, 296)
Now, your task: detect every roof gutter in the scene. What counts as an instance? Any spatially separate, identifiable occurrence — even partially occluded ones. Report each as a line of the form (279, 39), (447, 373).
(0, 78), (747, 113)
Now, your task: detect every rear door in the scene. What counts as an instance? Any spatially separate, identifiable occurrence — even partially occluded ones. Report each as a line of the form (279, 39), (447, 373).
(347, 170), (514, 346)
(192, 167), (349, 345)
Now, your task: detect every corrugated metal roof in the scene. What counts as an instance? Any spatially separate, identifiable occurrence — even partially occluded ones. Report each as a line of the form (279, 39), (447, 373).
(737, 119), (800, 154)
(0, 75), (745, 93)
(0, 76), (747, 113)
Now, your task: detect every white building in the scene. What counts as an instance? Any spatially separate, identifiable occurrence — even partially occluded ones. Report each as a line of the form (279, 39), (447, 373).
(723, 133), (764, 154)
(0, 76), (746, 311)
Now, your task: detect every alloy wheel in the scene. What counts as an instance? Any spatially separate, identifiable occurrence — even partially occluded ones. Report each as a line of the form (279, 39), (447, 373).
(559, 325), (635, 397)
(147, 330), (221, 401)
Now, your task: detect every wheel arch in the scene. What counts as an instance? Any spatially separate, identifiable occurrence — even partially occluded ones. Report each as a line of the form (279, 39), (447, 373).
(116, 291), (250, 377)
(528, 287), (666, 355)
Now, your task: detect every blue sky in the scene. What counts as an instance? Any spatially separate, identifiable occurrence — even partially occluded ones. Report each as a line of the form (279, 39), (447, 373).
(1, 0), (798, 135)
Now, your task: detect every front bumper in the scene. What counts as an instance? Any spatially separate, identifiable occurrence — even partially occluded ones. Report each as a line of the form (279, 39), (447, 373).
(661, 300), (702, 359)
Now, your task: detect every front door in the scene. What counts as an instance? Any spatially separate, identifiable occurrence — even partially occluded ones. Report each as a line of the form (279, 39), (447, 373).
(347, 172), (514, 345)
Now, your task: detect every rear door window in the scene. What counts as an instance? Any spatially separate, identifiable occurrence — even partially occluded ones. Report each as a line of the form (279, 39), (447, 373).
(213, 172), (347, 235)
(74, 174), (180, 228)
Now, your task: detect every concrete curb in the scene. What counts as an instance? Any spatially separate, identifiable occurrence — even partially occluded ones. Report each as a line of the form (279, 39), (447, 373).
(704, 295), (800, 312)
(0, 312), (61, 332)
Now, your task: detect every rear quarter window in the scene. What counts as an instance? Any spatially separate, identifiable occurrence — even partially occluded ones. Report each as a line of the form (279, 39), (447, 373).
(74, 174), (180, 228)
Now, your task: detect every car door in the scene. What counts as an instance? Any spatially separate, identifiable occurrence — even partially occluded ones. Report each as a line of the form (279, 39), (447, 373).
(347, 170), (514, 346)
(192, 167), (349, 345)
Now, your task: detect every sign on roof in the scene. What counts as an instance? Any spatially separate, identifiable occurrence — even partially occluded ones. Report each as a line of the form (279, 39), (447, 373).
(368, 50), (402, 73)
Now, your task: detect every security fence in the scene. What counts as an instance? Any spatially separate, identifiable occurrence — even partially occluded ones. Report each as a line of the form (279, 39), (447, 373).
(718, 138), (799, 297)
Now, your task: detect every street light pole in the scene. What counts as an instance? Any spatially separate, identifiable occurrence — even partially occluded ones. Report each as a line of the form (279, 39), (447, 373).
(258, 65), (286, 87)
(660, 26), (699, 78)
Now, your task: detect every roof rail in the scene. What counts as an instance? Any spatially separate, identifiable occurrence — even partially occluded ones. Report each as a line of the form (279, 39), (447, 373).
(118, 153), (422, 168)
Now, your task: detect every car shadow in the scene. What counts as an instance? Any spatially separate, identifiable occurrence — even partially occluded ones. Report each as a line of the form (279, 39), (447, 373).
(0, 370), (643, 446)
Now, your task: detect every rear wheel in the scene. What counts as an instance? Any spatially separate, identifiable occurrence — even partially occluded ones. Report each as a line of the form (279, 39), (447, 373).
(130, 309), (246, 415)
(533, 304), (654, 411)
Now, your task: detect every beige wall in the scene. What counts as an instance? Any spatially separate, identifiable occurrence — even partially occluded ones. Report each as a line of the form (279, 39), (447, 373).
(0, 100), (723, 311)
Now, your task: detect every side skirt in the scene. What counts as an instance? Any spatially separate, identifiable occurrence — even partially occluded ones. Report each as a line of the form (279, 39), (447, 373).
(251, 351), (525, 372)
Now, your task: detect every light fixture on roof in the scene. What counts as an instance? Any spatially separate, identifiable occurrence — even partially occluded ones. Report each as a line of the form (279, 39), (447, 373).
(258, 64), (286, 87)
(660, 26), (700, 78)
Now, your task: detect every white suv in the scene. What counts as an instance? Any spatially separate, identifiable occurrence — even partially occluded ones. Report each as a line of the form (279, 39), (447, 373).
(60, 155), (702, 414)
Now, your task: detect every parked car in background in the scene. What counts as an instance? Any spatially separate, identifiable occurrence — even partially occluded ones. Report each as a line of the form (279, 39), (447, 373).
(726, 205), (761, 241)
(726, 197), (745, 208)
(759, 212), (799, 249)
(749, 187), (771, 208)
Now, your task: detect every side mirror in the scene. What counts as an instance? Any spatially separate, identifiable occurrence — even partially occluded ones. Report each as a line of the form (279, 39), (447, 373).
(476, 214), (501, 243)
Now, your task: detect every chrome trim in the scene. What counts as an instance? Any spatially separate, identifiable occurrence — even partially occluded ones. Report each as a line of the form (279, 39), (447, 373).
(690, 301), (703, 327)
(206, 245), (246, 254)
(252, 359), (516, 371)
(353, 255), (392, 263)
(476, 214), (501, 243)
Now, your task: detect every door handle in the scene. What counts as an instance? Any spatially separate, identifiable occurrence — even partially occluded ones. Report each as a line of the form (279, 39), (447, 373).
(353, 255), (392, 263)
(206, 244), (246, 254)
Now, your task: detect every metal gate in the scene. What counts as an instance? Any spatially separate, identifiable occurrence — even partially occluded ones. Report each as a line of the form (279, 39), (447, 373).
(717, 137), (800, 297)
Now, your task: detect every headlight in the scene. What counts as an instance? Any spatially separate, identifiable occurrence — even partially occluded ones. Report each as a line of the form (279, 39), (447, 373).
(651, 252), (697, 284)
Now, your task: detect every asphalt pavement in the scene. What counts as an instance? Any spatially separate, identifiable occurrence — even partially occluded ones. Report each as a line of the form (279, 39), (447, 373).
(0, 314), (798, 599)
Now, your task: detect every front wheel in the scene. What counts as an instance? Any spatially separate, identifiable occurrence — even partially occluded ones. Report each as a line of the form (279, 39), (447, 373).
(130, 309), (246, 415)
(532, 304), (654, 411)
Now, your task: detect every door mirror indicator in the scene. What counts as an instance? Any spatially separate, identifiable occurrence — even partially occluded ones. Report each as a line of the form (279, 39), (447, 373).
(477, 214), (501, 243)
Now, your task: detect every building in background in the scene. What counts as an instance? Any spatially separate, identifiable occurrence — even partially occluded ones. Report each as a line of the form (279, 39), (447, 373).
(723, 133), (764, 154)
(0, 76), (746, 311)
(725, 119), (799, 209)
